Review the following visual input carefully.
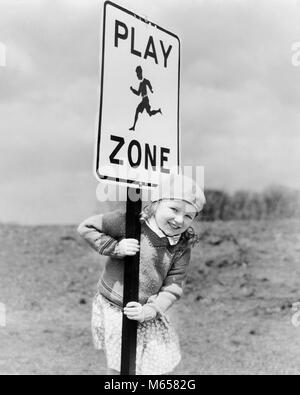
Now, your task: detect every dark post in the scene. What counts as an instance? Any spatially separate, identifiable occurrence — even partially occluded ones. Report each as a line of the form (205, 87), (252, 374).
(120, 187), (142, 375)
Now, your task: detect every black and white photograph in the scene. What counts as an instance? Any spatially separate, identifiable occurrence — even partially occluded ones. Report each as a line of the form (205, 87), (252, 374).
(1, 0), (300, 378)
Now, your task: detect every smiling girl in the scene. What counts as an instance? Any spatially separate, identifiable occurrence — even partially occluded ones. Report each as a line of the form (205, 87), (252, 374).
(77, 174), (205, 375)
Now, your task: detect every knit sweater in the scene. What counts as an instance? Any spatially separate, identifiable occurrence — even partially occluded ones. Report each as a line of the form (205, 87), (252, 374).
(77, 210), (191, 318)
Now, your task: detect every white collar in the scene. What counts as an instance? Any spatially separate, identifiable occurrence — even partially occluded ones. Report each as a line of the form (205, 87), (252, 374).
(146, 218), (181, 246)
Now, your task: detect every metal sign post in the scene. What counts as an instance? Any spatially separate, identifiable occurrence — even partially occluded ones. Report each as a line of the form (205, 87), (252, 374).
(121, 188), (142, 375)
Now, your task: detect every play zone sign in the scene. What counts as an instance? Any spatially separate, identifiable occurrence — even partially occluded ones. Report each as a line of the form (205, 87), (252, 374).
(96, 1), (181, 187)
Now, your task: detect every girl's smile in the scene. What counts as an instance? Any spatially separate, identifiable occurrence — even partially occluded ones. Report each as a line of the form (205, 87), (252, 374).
(168, 222), (181, 230)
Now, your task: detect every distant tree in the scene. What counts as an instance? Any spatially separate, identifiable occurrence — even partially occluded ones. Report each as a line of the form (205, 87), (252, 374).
(199, 186), (300, 221)
(201, 190), (230, 221)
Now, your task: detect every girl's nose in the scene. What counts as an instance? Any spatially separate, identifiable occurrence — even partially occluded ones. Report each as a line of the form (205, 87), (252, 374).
(174, 215), (184, 225)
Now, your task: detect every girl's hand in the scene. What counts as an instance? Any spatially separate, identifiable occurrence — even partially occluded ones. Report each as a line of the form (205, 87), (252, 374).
(124, 302), (145, 322)
(116, 239), (140, 256)
(124, 302), (157, 322)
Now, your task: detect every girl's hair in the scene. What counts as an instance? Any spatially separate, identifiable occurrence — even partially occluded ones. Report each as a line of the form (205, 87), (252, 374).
(140, 201), (201, 247)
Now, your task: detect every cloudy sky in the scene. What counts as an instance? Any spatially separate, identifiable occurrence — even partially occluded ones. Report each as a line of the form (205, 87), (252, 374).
(1, 0), (300, 224)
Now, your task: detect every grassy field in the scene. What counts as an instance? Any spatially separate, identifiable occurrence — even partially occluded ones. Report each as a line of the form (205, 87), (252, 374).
(0, 219), (300, 375)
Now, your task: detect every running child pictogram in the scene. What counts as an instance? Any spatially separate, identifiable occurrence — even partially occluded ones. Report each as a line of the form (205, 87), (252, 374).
(129, 66), (162, 131)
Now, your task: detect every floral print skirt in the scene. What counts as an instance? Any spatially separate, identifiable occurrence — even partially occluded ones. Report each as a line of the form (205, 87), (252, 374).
(92, 292), (181, 375)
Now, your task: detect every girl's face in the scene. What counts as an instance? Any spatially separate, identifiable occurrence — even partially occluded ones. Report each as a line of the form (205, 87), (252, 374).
(154, 199), (197, 237)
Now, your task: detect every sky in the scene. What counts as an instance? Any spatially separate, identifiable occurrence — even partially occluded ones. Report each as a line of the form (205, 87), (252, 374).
(0, 0), (300, 224)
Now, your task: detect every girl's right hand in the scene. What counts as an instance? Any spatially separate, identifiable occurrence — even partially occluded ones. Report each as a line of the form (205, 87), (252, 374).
(116, 239), (140, 256)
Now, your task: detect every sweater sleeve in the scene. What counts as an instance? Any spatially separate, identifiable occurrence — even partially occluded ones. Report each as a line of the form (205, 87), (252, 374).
(145, 246), (191, 316)
(77, 214), (125, 257)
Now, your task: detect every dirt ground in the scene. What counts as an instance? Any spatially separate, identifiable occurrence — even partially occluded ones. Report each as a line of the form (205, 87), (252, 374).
(0, 219), (300, 375)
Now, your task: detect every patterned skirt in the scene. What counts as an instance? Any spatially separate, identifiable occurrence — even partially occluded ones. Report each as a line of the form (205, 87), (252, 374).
(92, 292), (181, 375)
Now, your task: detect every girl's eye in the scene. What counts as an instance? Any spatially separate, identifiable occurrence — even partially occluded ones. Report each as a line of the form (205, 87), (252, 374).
(185, 215), (192, 220)
(170, 207), (178, 212)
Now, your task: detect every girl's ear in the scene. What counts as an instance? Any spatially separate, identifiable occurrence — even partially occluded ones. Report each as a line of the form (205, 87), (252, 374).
(151, 201), (159, 218)
(140, 201), (159, 223)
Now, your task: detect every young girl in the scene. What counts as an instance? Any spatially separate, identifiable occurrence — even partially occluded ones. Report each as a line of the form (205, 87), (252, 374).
(77, 174), (205, 375)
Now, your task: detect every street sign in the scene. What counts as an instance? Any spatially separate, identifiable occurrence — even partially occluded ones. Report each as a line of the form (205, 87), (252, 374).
(96, 1), (181, 188)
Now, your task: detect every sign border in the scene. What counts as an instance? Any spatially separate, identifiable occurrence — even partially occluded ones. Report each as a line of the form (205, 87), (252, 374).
(95, 0), (181, 188)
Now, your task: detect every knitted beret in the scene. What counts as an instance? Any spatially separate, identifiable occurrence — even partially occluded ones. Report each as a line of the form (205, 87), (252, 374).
(150, 173), (206, 212)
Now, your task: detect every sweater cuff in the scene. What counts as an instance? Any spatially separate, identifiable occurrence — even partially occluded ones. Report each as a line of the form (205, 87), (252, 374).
(100, 239), (119, 256)
(142, 305), (157, 321)
(146, 291), (178, 316)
